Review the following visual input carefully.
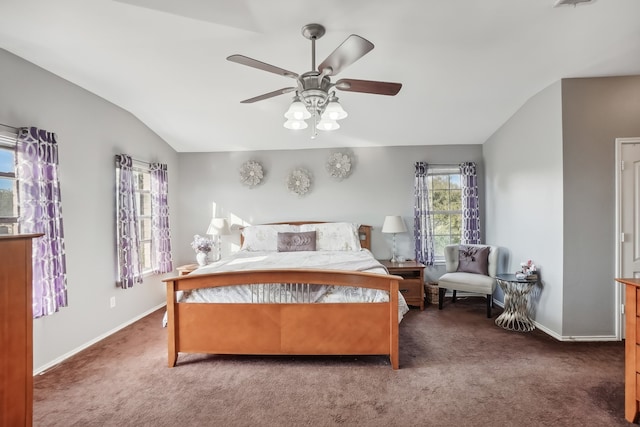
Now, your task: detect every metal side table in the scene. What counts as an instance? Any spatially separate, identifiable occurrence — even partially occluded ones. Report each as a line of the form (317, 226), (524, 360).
(495, 273), (538, 332)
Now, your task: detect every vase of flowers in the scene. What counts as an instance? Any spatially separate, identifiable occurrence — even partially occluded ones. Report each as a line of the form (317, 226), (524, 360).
(191, 234), (213, 266)
(519, 260), (537, 275)
(516, 259), (538, 280)
(196, 251), (209, 266)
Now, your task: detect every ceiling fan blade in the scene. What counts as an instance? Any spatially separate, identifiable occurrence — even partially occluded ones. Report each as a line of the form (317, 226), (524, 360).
(318, 35), (374, 76)
(227, 54), (299, 79)
(240, 87), (296, 104)
(335, 79), (402, 96)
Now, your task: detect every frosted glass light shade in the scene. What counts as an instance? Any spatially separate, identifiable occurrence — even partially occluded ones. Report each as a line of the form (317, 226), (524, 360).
(316, 118), (340, 131)
(284, 119), (308, 130)
(322, 100), (348, 120)
(284, 99), (312, 120)
(381, 216), (407, 234)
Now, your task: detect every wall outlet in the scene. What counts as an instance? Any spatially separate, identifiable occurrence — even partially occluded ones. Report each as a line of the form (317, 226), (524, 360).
(110, 296), (116, 308)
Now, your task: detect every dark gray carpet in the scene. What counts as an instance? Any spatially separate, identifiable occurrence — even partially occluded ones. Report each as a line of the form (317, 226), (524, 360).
(33, 298), (629, 426)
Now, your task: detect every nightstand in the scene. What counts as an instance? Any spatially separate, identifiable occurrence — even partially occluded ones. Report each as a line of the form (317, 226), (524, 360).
(379, 260), (426, 310)
(176, 263), (199, 276)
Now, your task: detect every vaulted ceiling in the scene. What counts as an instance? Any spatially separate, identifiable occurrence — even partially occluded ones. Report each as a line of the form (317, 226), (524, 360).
(1, 0), (639, 152)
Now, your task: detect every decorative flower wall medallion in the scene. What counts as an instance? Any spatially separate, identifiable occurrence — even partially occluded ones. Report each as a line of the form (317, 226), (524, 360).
(239, 160), (264, 188)
(286, 168), (312, 196)
(325, 152), (352, 180)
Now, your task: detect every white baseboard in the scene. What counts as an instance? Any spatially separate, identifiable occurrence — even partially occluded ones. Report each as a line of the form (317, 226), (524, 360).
(34, 302), (166, 375)
(492, 297), (618, 342)
(535, 321), (618, 341)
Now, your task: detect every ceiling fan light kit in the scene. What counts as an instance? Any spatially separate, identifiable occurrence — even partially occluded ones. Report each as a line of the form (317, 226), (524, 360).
(227, 23), (402, 138)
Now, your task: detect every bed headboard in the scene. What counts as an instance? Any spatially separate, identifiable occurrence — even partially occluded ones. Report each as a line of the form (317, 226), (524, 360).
(241, 222), (372, 250)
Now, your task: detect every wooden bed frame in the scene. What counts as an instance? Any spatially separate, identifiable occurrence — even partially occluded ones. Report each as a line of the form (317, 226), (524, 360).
(162, 224), (403, 369)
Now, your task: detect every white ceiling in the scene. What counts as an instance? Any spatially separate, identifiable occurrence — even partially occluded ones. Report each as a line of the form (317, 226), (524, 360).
(1, 0), (639, 152)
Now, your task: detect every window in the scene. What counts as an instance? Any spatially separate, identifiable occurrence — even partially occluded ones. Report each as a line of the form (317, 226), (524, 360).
(0, 132), (18, 235)
(115, 159), (153, 275)
(116, 155), (173, 285)
(428, 167), (462, 260)
(133, 164), (152, 272)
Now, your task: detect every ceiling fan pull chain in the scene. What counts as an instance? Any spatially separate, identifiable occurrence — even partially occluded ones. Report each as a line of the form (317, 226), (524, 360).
(311, 110), (318, 139)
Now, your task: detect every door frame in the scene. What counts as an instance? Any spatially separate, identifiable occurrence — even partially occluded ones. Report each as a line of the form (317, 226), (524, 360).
(615, 137), (640, 340)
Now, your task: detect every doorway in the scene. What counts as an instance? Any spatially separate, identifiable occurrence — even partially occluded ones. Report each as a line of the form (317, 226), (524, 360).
(616, 137), (640, 340)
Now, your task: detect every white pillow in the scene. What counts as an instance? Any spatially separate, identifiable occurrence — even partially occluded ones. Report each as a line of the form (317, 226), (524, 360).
(299, 222), (362, 251)
(241, 224), (299, 251)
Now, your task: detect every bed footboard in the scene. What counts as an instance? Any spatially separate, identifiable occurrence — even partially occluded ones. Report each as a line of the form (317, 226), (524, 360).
(163, 269), (401, 369)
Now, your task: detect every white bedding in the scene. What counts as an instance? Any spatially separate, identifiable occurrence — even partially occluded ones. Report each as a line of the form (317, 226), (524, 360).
(179, 249), (410, 321)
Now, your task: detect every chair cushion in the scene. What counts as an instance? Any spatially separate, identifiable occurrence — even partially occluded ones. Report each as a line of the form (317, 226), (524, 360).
(456, 245), (490, 276)
(438, 272), (496, 294)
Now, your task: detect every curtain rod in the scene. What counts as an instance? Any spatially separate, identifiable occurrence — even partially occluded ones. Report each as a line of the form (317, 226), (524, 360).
(115, 154), (152, 167)
(132, 158), (151, 167)
(0, 123), (20, 132)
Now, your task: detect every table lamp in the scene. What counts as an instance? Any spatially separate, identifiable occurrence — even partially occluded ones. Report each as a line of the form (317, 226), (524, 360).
(382, 215), (407, 263)
(207, 217), (231, 261)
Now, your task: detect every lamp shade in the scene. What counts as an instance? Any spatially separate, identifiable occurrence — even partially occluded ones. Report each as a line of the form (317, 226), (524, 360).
(284, 97), (312, 120)
(322, 98), (348, 121)
(207, 218), (231, 236)
(381, 216), (407, 234)
(283, 119), (308, 130)
(316, 118), (340, 131)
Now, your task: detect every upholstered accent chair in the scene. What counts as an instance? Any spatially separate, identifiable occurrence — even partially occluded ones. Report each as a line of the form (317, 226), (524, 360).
(438, 244), (499, 318)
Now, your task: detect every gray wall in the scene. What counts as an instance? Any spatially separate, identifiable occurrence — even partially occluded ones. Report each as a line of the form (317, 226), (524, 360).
(484, 76), (640, 339)
(175, 145), (484, 279)
(561, 76), (640, 337)
(0, 49), (178, 372)
(483, 81), (565, 335)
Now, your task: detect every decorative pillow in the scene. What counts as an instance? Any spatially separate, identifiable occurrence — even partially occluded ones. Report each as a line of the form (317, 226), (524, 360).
(277, 231), (317, 252)
(299, 222), (362, 251)
(241, 224), (299, 251)
(456, 246), (490, 275)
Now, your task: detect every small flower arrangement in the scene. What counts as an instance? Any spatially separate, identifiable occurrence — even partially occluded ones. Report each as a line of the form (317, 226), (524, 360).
(191, 234), (213, 253)
(519, 260), (537, 276)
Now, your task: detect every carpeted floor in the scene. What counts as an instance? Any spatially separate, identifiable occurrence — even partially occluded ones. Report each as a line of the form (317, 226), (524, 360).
(33, 298), (630, 426)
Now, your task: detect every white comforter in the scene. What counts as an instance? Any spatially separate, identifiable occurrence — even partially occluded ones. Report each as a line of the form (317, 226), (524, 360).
(180, 249), (410, 321)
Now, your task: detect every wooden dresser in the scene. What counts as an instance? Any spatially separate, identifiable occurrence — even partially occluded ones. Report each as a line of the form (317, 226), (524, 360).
(1, 234), (40, 427)
(615, 278), (640, 423)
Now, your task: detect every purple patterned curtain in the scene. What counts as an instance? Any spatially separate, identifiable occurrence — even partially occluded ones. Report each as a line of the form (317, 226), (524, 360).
(150, 162), (173, 274)
(460, 162), (481, 244)
(414, 162), (435, 266)
(16, 127), (68, 318)
(116, 154), (143, 288)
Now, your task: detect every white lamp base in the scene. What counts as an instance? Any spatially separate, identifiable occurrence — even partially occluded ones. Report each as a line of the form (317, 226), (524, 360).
(390, 233), (398, 263)
(215, 235), (222, 261)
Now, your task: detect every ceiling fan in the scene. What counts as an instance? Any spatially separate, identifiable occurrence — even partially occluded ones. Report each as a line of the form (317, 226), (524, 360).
(227, 23), (402, 134)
